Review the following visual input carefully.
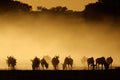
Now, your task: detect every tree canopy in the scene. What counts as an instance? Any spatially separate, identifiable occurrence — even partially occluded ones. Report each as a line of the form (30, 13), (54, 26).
(0, 0), (32, 13)
(83, 0), (120, 19)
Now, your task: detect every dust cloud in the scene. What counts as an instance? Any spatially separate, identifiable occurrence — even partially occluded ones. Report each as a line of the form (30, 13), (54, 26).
(0, 14), (120, 70)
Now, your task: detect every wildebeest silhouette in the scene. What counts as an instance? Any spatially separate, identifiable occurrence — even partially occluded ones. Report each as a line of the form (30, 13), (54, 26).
(63, 57), (73, 70)
(87, 57), (94, 70)
(51, 56), (59, 70)
(40, 58), (49, 70)
(31, 57), (40, 70)
(7, 56), (17, 70)
(96, 57), (109, 70)
(106, 56), (113, 69)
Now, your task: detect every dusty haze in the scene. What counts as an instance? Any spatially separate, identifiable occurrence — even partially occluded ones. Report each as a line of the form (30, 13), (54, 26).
(0, 14), (120, 70)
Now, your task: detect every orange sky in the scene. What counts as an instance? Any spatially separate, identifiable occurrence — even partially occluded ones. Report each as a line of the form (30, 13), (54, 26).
(19, 0), (97, 11)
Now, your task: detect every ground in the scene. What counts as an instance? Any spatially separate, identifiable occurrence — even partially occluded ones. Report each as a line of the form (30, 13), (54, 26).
(0, 69), (120, 80)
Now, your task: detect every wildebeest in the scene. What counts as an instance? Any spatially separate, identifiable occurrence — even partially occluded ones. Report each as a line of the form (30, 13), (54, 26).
(63, 57), (73, 70)
(7, 56), (17, 70)
(40, 58), (49, 70)
(87, 57), (94, 70)
(31, 57), (40, 70)
(106, 56), (113, 69)
(96, 57), (109, 70)
(51, 56), (59, 70)
(106, 56), (113, 68)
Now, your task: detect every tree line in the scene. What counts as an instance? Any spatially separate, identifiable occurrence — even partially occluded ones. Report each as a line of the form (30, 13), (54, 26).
(0, 0), (120, 19)
(0, 0), (31, 13)
(83, 0), (120, 19)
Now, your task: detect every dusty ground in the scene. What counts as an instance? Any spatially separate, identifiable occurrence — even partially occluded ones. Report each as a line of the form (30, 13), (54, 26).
(0, 69), (120, 80)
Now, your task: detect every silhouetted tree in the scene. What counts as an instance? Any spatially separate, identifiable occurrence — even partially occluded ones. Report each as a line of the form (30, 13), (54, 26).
(49, 6), (68, 13)
(12, 1), (32, 12)
(0, 0), (32, 13)
(83, 0), (120, 19)
(34, 5), (82, 18)
(37, 6), (48, 12)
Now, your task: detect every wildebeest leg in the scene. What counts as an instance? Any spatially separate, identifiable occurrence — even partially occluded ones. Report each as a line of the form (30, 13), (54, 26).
(68, 64), (71, 70)
(69, 65), (71, 70)
(42, 64), (44, 70)
(96, 63), (97, 70)
(42, 65), (44, 70)
(64, 64), (67, 70)
(92, 63), (94, 70)
(54, 65), (57, 70)
(65, 65), (67, 70)
(12, 65), (15, 70)
(88, 64), (89, 70)
(32, 65), (35, 70)
(67, 65), (69, 70)
(70, 64), (72, 70)
(101, 64), (103, 70)
(110, 64), (112, 69)
(98, 64), (99, 70)
(43, 65), (45, 70)
(33, 67), (35, 70)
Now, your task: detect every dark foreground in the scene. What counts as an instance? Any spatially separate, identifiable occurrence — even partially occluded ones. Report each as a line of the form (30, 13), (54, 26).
(0, 69), (120, 80)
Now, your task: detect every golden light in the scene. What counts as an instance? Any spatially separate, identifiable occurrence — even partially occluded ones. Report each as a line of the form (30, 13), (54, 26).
(0, 13), (120, 70)
(19, 0), (97, 11)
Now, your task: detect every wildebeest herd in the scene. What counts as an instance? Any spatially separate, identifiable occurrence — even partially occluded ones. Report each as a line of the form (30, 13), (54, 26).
(31, 56), (73, 70)
(5, 56), (113, 70)
(87, 56), (113, 70)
